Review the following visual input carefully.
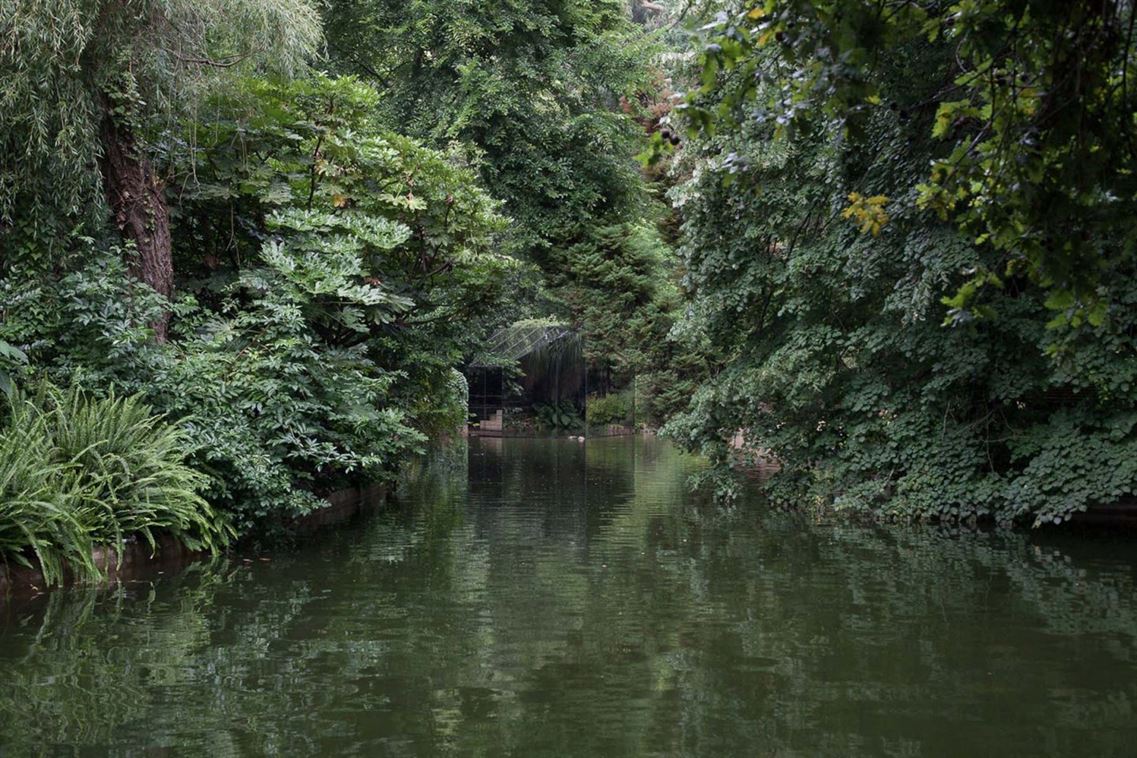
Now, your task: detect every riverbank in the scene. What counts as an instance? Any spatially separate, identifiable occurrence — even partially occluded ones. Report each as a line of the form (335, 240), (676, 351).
(0, 483), (388, 600)
(727, 430), (1137, 529)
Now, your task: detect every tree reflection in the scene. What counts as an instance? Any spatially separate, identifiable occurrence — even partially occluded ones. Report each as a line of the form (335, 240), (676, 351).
(1, 437), (1134, 755)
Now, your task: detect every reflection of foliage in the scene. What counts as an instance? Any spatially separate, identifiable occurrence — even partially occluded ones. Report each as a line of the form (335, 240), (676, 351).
(1, 438), (1134, 755)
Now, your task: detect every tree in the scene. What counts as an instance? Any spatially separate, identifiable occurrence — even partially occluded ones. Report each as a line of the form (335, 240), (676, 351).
(323, 4), (651, 257)
(171, 75), (515, 399)
(673, 0), (1137, 327)
(1, 73), (516, 529)
(660, 2), (1137, 525)
(0, 0), (321, 339)
(323, 0), (692, 390)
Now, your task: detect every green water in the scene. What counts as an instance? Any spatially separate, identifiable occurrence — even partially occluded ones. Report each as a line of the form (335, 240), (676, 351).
(1, 437), (1135, 756)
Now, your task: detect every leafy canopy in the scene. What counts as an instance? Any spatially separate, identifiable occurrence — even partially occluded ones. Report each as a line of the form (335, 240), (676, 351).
(661, 2), (1137, 526)
(669, 1), (1137, 327)
(0, 0), (321, 244)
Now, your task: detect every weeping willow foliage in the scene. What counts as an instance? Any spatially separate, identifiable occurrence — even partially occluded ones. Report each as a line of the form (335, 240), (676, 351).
(0, 0), (323, 230)
(0, 381), (232, 586)
(523, 330), (585, 384)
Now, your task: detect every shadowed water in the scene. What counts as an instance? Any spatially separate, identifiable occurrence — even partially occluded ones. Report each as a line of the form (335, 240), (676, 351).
(1, 436), (1135, 756)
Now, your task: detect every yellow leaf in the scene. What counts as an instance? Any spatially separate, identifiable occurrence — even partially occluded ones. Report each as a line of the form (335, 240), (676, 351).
(332, 194), (350, 208)
(841, 192), (890, 237)
(747, 7), (766, 20)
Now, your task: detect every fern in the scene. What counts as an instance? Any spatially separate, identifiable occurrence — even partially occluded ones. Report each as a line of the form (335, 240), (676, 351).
(0, 381), (232, 586)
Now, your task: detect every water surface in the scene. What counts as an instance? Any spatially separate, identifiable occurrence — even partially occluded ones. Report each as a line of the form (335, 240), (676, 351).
(1, 436), (1135, 756)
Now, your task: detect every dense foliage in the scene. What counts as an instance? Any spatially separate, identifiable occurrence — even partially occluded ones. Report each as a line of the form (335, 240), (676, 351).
(4, 0), (1135, 585)
(0, 2), (524, 578)
(671, 0), (1137, 326)
(662, 1), (1137, 525)
(174, 76), (513, 397)
(1, 0), (319, 226)
(0, 381), (230, 585)
(3, 74), (514, 536)
(323, 0), (687, 405)
(2, 0), (323, 341)
(324, 0), (650, 258)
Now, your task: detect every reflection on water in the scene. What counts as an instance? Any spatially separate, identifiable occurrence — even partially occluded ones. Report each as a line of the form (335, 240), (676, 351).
(0, 437), (1135, 756)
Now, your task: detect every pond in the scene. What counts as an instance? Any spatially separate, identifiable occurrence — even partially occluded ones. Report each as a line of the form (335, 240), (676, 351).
(1, 436), (1135, 756)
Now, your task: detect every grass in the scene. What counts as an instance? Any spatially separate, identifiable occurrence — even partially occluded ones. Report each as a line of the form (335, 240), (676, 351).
(0, 381), (233, 586)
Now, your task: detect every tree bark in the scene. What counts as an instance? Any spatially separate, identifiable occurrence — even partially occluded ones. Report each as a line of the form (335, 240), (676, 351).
(99, 101), (173, 342)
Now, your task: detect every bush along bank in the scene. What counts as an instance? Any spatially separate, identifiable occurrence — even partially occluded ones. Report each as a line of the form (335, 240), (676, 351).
(657, 3), (1137, 528)
(0, 382), (232, 587)
(0, 75), (514, 587)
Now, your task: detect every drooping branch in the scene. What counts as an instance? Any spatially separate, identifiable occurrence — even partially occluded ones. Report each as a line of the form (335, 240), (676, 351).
(171, 51), (251, 68)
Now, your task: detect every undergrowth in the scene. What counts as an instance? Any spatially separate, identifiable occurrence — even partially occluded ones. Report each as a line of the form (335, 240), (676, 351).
(0, 382), (232, 586)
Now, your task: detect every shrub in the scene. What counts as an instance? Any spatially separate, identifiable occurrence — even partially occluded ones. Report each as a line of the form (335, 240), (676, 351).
(0, 75), (514, 541)
(0, 339), (27, 401)
(536, 402), (582, 432)
(0, 381), (232, 586)
(411, 369), (469, 438)
(0, 399), (93, 586)
(152, 280), (423, 531)
(41, 383), (233, 553)
(586, 392), (631, 427)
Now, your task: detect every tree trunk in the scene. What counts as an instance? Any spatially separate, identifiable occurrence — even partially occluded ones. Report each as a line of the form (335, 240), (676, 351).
(99, 102), (173, 342)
